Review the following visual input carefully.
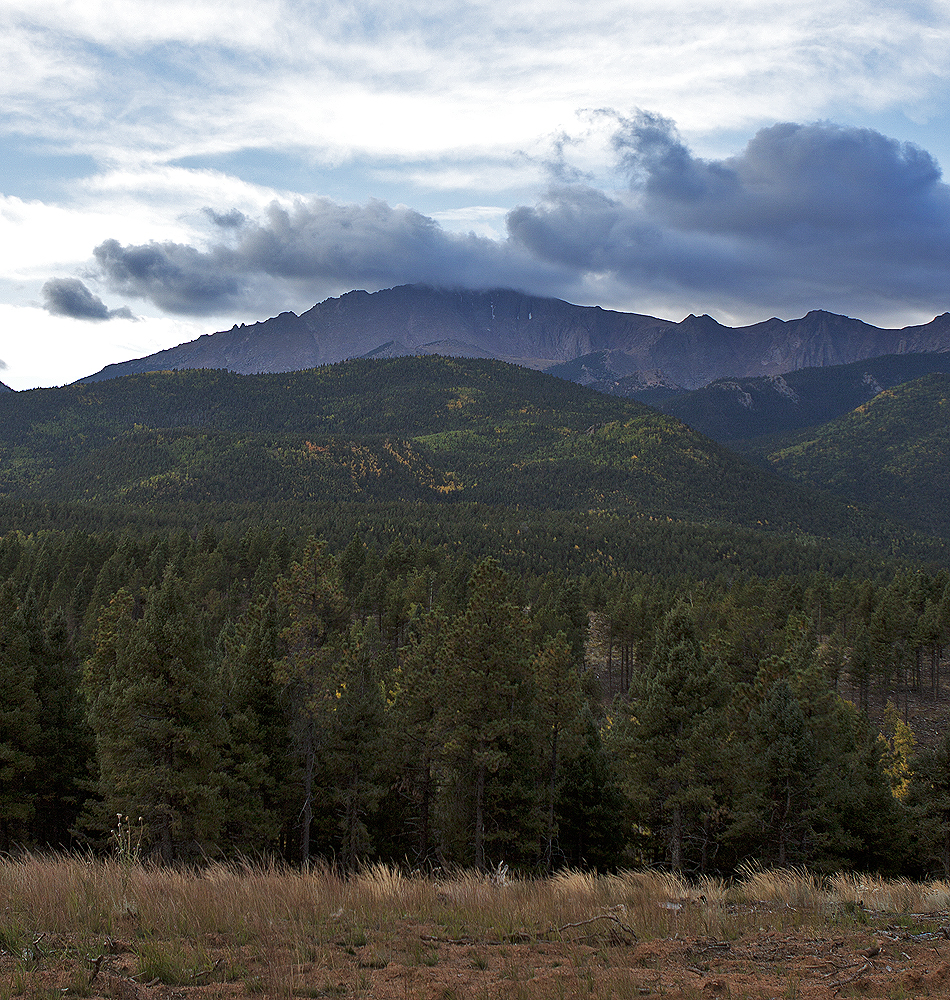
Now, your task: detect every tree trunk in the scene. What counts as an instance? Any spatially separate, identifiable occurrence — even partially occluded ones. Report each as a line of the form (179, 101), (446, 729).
(300, 721), (315, 867)
(419, 757), (432, 863)
(474, 756), (487, 870)
(670, 802), (683, 871)
(544, 727), (560, 874)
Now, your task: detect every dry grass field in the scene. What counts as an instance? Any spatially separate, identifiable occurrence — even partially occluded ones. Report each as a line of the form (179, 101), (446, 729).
(4, 856), (950, 1000)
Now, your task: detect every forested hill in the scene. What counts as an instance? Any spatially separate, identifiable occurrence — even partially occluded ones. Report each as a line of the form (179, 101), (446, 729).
(0, 356), (946, 567)
(658, 352), (950, 444)
(753, 373), (950, 539)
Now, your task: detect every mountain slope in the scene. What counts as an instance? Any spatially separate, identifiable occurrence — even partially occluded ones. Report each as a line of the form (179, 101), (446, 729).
(80, 285), (950, 391)
(752, 373), (950, 537)
(657, 352), (950, 443)
(0, 356), (921, 545)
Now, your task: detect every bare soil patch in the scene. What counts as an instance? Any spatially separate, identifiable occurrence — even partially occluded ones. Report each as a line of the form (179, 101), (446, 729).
(8, 905), (950, 1000)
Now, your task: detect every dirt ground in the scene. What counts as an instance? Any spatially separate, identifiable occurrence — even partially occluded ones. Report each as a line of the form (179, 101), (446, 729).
(12, 905), (950, 1000)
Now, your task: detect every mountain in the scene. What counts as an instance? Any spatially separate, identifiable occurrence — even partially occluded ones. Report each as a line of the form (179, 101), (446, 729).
(80, 285), (950, 390)
(750, 373), (950, 538)
(656, 352), (950, 443)
(0, 355), (932, 553)
(0, 381), (12, 392)
(0, 359), (780, 521)
(544, 350), (686, 403)
(6, 355), (950, 578)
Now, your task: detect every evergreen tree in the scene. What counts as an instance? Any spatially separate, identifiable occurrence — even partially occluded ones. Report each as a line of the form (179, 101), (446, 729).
(622, 605), (728, 871)
(328, 619), (388, 870)
(555, 703), (630, 870)
(389, 606), (451, 863)
(30, 607), (92, 847)
(273, 538), (348, 864)
(532, 631), (583, 871)
(83, 572), (225, 861)
(440, 558), (533, 868)
(734, 680), (817, 867)
(0, 581), (40, 849)
(908, 733), (950, 876)
(218, 592), (292, 856)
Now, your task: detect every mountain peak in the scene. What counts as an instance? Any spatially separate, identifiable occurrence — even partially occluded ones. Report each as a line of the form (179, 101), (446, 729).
(77, 285), (950, 390)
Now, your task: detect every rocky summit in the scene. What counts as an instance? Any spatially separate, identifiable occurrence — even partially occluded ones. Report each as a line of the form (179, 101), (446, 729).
(80, 284), (950, 390)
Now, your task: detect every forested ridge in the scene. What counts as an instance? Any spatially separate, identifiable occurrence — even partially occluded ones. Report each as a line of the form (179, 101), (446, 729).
(2, 357), (950, 876)
(659, 352), (950, 443)
(1, 358), (947, 561)
(751, 373), (950, 539)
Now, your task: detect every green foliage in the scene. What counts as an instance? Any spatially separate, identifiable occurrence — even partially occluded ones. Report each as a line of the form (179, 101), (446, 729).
(620, 606), (729, 870)
(554, 703), (630, 870)
(1, 357), (946, 565)
(82, 573), (225, 861)
(754, 374), (950, 538)
(1, 355), (948, 873)
(273, 538), (349, 864)
(0, 581), (40, 847)
(439, 559), (534, 868)
(662, 352), (950, 444)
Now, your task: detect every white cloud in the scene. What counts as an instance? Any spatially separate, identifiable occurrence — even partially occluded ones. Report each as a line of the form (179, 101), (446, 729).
(4, 0), (950, 170)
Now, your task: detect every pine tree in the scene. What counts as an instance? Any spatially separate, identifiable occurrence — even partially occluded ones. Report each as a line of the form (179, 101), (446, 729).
(736, 680), (817, 867)
(389, 606), (451, 863)
(30, 607), (92, 848)
(0, 581), (40, 849)
(441, 558), (532, 869)
(218, 592), (293, 856)
(555, 702), (630, 870)
(273, 538), (348, 865)
(908, 733), (950, 876)
(622, 605), (728, 871)
(83, 572), (225, 861)
(532, 631), (583, 872)
(328, 619), (387, 870)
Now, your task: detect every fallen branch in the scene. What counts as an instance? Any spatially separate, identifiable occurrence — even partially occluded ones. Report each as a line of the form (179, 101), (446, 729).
(828, 960), (871, 993)
(551, 913), (638, 940)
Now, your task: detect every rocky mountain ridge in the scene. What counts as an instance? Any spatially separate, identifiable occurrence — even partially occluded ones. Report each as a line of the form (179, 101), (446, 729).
(80, 284), (950, 390)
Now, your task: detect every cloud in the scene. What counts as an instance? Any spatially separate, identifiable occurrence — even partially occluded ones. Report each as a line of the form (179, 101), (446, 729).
(93, 198), (571, 315)
(203, 207), (247, 228)
(6, 0), (950, 179)
(86, 116), (950, 324)
(0, 358), (6, 370)
(506, 114), (950, 319)
(41, 277), (136, 321)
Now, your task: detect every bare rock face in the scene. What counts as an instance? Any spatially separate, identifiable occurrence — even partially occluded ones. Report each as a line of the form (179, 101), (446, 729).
(79, 284), (950, 390)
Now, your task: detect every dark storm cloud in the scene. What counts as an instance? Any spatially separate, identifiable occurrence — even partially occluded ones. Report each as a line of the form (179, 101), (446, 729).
(41, 277), (136, 321)
(93, 239), (244, 315)
(93, 198), (570, 315)
(508, 113), (950, 315)
(90, 117), (950, 320)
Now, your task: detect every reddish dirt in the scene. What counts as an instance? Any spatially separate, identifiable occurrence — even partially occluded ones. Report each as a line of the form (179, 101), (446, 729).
(11, 911), (950, 1000)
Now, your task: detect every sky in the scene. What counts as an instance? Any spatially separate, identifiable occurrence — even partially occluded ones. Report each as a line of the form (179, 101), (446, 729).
(3, 1), (950, 389)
